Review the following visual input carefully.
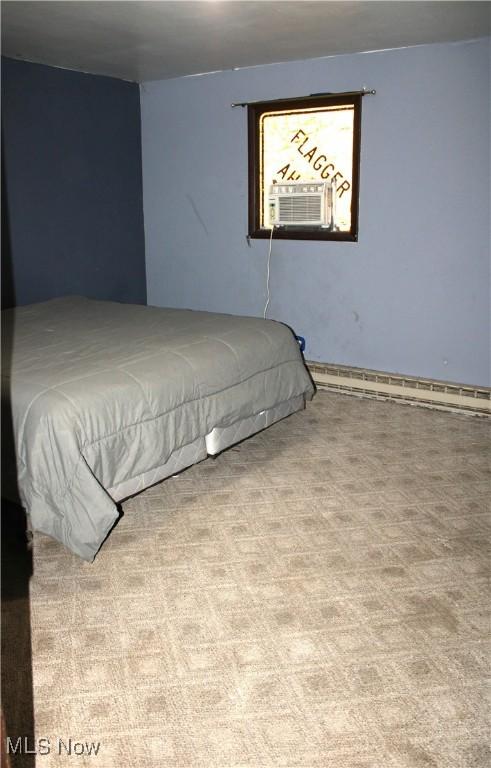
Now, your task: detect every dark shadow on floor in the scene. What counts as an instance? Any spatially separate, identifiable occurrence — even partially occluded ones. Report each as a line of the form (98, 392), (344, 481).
(1, 502), (34, 768)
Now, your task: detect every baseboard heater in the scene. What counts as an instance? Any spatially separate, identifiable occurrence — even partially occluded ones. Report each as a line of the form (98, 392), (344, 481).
(307, 361), (491, 416)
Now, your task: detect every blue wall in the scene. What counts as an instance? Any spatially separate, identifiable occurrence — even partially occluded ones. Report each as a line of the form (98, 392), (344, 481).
(2, 58), (146, 307)
(141, 39), (490, 387)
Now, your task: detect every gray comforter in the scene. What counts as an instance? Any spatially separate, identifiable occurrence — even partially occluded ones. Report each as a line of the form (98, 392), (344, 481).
(2, 297), (313, 560)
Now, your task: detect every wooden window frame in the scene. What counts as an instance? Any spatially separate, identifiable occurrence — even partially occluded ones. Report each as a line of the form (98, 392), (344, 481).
(248, 94), (362, 241)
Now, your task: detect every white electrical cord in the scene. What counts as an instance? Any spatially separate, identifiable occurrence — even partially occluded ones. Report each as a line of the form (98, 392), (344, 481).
(263, 226), (274, 319)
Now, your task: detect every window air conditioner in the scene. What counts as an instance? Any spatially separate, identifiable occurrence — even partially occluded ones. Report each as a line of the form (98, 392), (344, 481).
(268, 181), (335, 228)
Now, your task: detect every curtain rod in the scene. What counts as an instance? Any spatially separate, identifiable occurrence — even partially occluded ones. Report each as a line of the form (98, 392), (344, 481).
(231, 88), (375, 108)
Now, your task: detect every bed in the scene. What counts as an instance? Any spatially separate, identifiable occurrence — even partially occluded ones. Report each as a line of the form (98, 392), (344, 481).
(1, 297), (314, 560)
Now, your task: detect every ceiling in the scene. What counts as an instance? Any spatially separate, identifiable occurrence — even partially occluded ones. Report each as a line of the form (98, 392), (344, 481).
(1, 1), (490, 83)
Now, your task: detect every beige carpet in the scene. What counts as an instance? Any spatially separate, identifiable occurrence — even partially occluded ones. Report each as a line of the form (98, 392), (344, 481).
(4, 391), (491, 767)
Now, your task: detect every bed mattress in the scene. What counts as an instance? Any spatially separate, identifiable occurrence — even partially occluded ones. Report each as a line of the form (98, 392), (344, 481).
(2, 297), (313, 560)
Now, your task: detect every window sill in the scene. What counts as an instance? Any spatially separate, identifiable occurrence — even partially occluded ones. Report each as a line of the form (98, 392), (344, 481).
(248, 228), (358, 242)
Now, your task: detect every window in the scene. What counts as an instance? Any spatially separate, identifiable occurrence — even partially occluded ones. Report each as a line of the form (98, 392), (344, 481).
(248, 94), (361, 241)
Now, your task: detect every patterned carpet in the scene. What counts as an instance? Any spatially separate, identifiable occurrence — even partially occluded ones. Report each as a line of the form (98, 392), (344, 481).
(3, 391), (490, 767)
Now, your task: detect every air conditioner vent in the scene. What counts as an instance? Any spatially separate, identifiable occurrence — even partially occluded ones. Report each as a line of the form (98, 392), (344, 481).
(269, 181), (334, 227)
(278, 196), (322, 222)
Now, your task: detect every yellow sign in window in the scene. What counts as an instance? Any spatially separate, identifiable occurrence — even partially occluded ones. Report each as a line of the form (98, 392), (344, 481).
(261, 105), (354, 230)
(248, 94), (361, 241)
